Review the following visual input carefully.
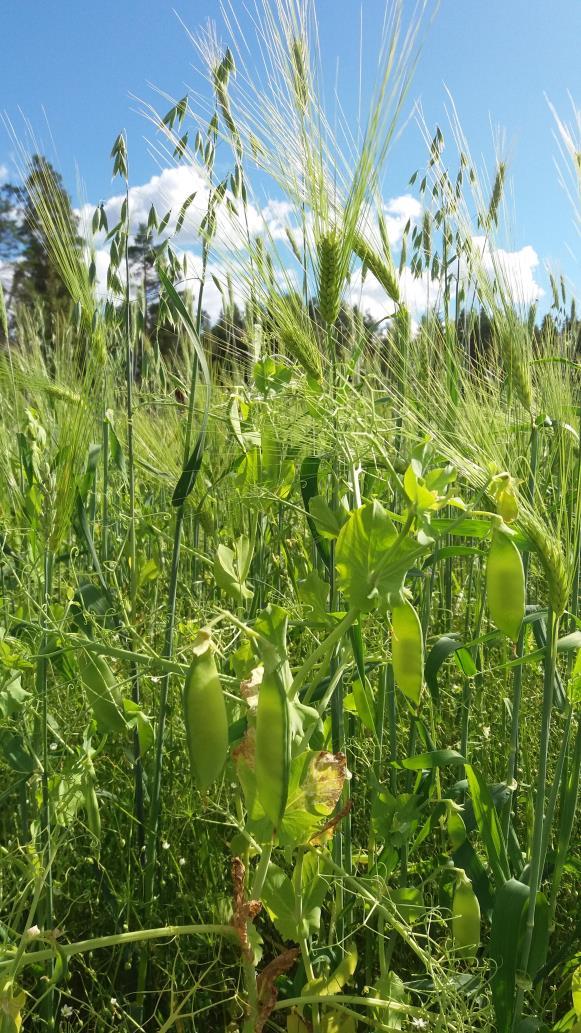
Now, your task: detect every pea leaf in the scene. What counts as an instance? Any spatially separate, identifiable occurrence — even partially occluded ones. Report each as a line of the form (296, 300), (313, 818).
(308, 496), (345, 539)
(336, 501), (424, 612)
(0, 673), (30, 717)
(214, 542), (253, 603)
(261, 862), (298, 941)
(424, 635), (476, 706)
(0, 728), (35, 774)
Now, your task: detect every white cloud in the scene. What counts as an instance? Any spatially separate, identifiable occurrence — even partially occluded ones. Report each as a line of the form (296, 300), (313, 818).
(0, 259), (16, 296)
(352, 238), (543, 324)
(78, 164), (209, 245)
(80, 164), (543, 324)
(470, 236), (544, 305)
(0, 164), (8, 185)
(382, 194), (422, 247)
(79, 162), (294, 254)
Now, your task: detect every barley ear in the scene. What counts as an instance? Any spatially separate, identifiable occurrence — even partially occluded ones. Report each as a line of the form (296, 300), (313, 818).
(317, 231), (343, 326)
(521, 512), (569, 617)
(353, 232), (400, 304)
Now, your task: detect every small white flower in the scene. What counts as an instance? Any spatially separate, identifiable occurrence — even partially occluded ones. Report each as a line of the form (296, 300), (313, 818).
(61, 1005), (74, 1018)
(162, 840), (170, 851)
(26, 925), (41, 939)
(482, 726), (491, 740)
(179, 857), (186, 867)
(50, 742), (58, 751)
(412, 1019), (428, 1030)
(110, 998), (118, 1008)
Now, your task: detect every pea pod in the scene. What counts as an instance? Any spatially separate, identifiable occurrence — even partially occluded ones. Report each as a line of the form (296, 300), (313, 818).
(255, 668), (290, 829)
(82, 774), (101, 844)
(183, 631), (228, 792)
(486, 530), (525, 641)
(78, 650), (126, 733)
(391, 599), (423, 705)
(452, 870), (481, 959)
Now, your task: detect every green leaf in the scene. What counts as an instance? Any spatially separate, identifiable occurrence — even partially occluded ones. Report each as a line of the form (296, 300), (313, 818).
(303, 942), (358, 997)
(0, 728), (35, 774)
(214, 542), (253, 603)
(122, 699), (154, 756)
(349, 621), (377, 736)
(573, 962), (581, 1017)
(351, 677), (376, 735)
(397, 749), (466, 770)
(293, 850), (331, 934)
(261, 861), (299, 941)
(137, 557), (160, 588)
(465, 764), (510, 886)
(298, 570), (330, 620)
(254, 604), (292, 688)
(372, 971), (409, 1030)
(300, 457), (330, 569)
(157, 267), (210, 507)
(308, 496), (345, 539)
(424, 635), (475, 705)
(391, 885), (425, 923)
(0, 673), (30, 718)
(336, 501), (424, 612)
(490, 878), (542, 1033)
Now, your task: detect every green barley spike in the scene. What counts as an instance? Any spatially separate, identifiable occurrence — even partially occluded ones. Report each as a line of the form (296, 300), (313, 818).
(318, 231), (343, 326)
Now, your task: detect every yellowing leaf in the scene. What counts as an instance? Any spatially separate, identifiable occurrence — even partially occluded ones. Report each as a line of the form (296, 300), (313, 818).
(289, 751), (350, 817)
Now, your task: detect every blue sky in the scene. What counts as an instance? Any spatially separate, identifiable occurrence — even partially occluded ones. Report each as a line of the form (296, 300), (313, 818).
(1, 0), (580, 311)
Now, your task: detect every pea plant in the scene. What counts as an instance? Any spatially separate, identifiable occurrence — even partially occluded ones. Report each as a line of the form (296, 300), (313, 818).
(0, 1), (580, 1032)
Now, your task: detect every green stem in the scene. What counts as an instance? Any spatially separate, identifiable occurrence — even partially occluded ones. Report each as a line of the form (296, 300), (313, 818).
(313, 849), (429, 967)
(291, 608), (359, 702)
(539, 705), (572, 879)
(241, 841), (274, 1033)
(294, 848), (320, 1031)
(513, 606), (558, 1028)
(547, 713), (581, 932)
(503, 422), (538, 842)
(101, 410), (109, 564)
(137, 261), (208, 1016)
(36, 545), (55, 1026)
(4, 924), (238, 977)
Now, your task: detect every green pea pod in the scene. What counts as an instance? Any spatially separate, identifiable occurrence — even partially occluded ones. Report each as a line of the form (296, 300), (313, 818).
(452, 870), (481, 959)
(255, 668), (290, 829)
(183, 631), (228, 792)
(391, 600), (423, 705)
(486, 530), (525, 641)
(82, 775), (101, 844)
(78, 650), (127, 733)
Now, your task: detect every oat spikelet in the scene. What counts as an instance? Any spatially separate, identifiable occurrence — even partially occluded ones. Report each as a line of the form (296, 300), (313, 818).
(317, 231), (342, 325)
(353, 232), (400, 303)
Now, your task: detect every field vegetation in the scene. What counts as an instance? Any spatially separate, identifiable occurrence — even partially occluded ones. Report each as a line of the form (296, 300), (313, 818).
(0, 2), (579, 1031)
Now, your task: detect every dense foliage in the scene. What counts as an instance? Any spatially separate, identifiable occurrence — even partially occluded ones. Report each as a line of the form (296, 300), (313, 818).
(0, 3), (579, 1031)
